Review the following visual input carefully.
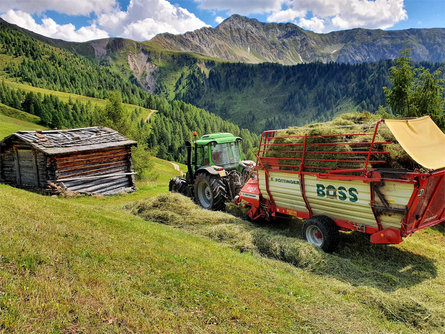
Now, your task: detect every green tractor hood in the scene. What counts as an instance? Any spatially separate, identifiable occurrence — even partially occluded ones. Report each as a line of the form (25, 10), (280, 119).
(195, 133), (241, 145)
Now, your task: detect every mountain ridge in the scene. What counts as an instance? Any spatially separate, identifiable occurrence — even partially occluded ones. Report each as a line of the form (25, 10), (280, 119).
(153, 14), (445, 65)
(3, 15), (445, 66)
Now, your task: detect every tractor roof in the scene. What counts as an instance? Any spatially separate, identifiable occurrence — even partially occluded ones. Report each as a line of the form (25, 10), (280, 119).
(195, 133), (241, 145)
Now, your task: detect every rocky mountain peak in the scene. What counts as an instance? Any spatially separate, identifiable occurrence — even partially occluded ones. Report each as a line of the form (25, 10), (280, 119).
(153, 15), (445, 65)
(217, 14), (260, 27)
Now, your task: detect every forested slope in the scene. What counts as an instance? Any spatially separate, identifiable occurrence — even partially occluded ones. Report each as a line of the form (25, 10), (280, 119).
(170, 61), (391, 132)
(0, 20), (258, 162)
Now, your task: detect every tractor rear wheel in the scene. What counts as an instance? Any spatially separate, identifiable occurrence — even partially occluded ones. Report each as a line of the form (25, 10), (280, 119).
(194, 173), (228, 210)
(302, 215), (339, 253)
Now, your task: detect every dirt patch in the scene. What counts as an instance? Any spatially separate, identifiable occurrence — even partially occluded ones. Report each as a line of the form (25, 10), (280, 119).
(127, 52), (158, 93)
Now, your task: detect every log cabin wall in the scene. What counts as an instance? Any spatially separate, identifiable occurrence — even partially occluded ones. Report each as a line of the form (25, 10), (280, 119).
(0, 139), (47, 188)
(53, 146), (135, 195)
(0, 144), (15, 183)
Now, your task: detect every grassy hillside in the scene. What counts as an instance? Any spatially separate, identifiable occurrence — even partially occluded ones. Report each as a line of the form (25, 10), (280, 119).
(0, 107), (444, 333)
(1, 175), (444, 332)
(0, 112), (46, 140)
(1, 110), (444, 332)
(150, 157), (186, 183)
(0, 102), (40, 123)
(0, 21), (260, 161)
(2, 79), (152, 123)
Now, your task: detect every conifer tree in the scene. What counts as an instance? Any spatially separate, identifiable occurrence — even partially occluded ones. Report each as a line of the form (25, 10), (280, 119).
(384, 48), (444, 128)
(103, 91), (130, 135)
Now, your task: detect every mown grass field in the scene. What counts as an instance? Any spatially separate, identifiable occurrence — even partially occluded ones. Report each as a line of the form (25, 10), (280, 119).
(1, 176), (444, 333)
(1, 111), (444, 333)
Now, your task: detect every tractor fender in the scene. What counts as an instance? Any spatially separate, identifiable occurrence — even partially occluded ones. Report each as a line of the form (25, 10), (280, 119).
(239, 160), (256, 169)
(196, 166), (227, 177)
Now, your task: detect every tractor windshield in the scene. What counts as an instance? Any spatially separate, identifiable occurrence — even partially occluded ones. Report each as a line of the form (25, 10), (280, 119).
(196, 144), (210, 167)
(211, 142), (241, 168)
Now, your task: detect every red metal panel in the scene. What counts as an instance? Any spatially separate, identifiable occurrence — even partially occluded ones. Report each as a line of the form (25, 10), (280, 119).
(406, 171), (445, 233)
(370, 228), (403, 244)
(364, 120), (382, 170)
(299, 134), (313, 216)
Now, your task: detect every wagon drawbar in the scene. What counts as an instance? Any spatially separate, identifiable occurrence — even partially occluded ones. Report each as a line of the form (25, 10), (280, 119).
(238, 116), (445, 252)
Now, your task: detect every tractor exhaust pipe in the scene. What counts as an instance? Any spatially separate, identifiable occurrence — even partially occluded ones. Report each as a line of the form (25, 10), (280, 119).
(185, 140), (194, 182)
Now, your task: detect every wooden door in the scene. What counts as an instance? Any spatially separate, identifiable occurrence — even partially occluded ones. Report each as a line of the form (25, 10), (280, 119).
(15, 148), (39, 187)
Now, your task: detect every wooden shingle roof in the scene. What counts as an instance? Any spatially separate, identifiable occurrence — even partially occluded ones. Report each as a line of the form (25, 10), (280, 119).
(0, 127), (136, 155)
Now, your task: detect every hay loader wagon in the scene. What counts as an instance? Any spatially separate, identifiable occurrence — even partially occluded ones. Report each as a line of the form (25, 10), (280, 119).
(238, 116), (445, 252)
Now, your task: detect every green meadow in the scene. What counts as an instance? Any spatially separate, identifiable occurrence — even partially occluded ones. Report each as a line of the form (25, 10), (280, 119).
(0, 99), (444, 334)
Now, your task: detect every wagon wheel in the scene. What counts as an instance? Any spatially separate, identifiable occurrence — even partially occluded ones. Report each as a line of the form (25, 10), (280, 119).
(302, 215), (339, 253)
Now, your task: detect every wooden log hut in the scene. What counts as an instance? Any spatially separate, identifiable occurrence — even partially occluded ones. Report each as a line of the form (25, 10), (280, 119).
(0, 127), (137, 195)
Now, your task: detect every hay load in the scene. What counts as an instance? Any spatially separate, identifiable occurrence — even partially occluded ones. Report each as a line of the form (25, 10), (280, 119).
(264, 112), (419, 172)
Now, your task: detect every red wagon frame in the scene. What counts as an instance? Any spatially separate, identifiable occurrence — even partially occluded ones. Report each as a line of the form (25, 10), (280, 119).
(239, 120), (445, 244)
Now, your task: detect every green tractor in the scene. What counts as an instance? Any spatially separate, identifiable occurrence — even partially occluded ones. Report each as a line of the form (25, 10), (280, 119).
(169, 133), (255, 210)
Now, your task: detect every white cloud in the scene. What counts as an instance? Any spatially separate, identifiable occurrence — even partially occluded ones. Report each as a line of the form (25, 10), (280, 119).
(1, 10), (109, 41)
(195, 0), (284, 15)
(267, 8), (306, 22)
(1, 0), (208, 42)
(0, 0), (117, 16)
(215, 16), (224, 24)
(329, 0), (408, 30)
(98, 0), (208, 40)
(196, 0), (408, 32)
(273, 0), (407, 31)
(297, 0), (340, 18)
(298, 16), (325, 32)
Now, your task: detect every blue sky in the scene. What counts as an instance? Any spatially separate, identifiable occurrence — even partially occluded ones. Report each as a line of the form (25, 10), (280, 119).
(1, 1), (444, 42)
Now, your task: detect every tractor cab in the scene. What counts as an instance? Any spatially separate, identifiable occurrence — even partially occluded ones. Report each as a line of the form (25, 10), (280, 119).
(194, 133), (242, 171)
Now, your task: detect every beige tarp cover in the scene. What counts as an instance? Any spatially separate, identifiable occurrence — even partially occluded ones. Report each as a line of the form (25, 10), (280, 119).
(385, 116), (445, 170)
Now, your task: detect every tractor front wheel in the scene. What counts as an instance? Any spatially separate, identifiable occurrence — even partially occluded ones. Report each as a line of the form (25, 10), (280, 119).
(302, 215), (339, 253)
(169, 176), (188, 196)
(194, 173), (228, 210)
